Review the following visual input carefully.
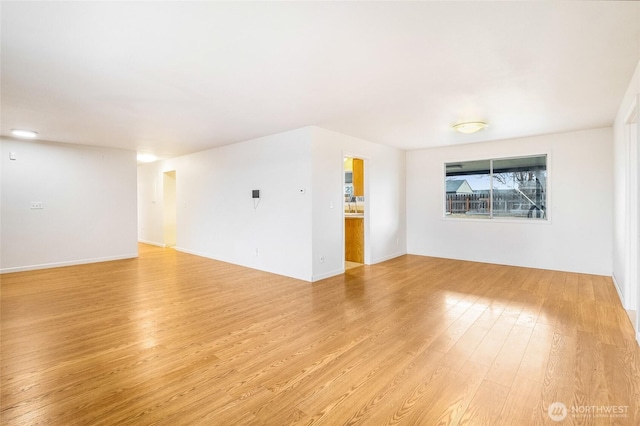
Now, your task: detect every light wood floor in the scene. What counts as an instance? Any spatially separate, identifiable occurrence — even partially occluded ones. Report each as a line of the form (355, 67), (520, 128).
(2, 244), (640, 425)
(345, 261), (364, 271)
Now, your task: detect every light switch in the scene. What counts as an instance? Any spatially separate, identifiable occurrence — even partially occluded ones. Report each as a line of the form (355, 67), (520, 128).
(9, 152), (16, 160)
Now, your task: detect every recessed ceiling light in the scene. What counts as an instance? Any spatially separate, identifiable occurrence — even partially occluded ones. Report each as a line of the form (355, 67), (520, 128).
(452, 122), (488, 134)
(11, 129), (38, 139)
(137, 153), (157, 163)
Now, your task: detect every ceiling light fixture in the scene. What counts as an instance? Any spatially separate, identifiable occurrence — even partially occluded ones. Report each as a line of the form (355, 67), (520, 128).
(452, 121), (488, 134)
(137, 153), (157, 163)
(11, 129), (38, 139)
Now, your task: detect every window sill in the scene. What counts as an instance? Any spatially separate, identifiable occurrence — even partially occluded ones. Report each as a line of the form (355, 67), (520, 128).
(442, 215), (551, 224)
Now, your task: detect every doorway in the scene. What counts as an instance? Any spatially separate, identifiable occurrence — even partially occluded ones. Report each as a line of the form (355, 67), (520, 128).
(344, 157), (365, 270)
(163, 171), (177, 248)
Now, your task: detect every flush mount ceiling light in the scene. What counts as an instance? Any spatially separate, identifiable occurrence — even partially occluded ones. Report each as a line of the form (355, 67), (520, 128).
(11, 129), (38, 139)
(452, 121), (488, 134)
(137, 153), (157, 163)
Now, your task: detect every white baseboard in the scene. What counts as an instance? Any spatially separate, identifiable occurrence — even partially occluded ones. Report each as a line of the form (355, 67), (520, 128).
(370, 251), (407, 264)
(175, 247), (313, 282)
(0, 253), (138, 274)
(138, 239), (165, 248)
(611, 273), (626, 306)
(611, 275), (639, 347)
(314, 252), (407, 281)
(174, 246), (235, 264)
(312, 269), (344, 282)
(175, 248), (407, 283)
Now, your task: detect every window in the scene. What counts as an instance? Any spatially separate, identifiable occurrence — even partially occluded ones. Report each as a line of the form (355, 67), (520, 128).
(445, 155), (547, 220)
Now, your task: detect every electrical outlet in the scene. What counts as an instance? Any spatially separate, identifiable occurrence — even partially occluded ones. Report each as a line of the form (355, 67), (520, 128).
(30, 202), (44, 209)
(255, 248), (259, 256)
(320, 256), (324, 263)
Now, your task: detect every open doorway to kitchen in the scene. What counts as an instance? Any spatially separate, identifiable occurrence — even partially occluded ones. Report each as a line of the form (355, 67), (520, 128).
(344, 157), (365, 270)
(163, 170), (177, 248)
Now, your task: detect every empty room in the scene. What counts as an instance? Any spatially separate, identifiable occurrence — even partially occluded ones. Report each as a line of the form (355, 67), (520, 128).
(2, 1), (640, 425)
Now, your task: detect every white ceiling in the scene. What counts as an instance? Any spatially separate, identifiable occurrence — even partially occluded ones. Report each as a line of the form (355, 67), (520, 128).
(2, 1), (639, 160)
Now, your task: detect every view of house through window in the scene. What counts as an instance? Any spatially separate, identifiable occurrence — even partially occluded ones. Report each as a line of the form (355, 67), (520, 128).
(445, 155), (547, 220)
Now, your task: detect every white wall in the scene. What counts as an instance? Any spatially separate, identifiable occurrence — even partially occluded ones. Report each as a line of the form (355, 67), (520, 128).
(163, 171), (177, 247)
(1, 138), (138, 272)
(138, 127), (314, 281)
(138, 126), (406, 282)
(311, 127), (406, 281)
(613, 59), (639, 340)
(137, 162), (164, 246)
(407, 128), (613, 276)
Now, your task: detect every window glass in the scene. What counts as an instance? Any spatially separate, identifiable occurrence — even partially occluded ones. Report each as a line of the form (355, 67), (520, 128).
(445, 160), (491, 219)
(492, 156), (546, 219)
(445, 155), (547, 220)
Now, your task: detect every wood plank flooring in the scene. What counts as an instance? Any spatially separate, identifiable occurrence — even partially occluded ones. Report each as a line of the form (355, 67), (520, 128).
(2, 244), (640, 425)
